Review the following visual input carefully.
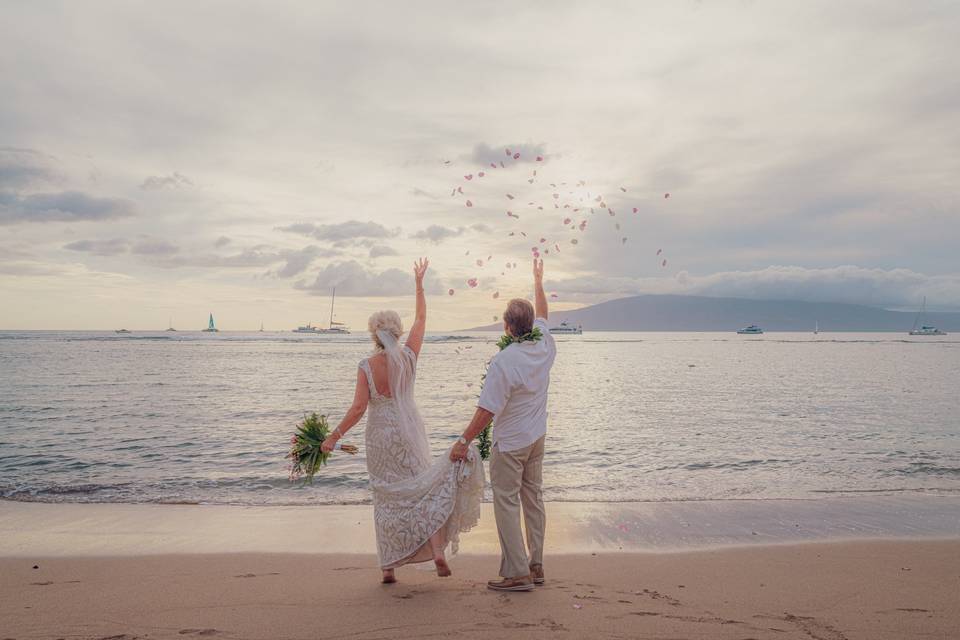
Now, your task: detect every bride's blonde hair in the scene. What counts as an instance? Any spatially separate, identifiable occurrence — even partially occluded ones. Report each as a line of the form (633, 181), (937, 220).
(368, 310), (403, 350)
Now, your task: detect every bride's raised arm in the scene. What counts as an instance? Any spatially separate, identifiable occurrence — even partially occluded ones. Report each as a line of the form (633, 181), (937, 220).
(405, 257), (429, 357)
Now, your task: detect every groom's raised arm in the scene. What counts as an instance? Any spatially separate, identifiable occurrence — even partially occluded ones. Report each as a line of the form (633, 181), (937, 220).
(533, 257), (548, 320)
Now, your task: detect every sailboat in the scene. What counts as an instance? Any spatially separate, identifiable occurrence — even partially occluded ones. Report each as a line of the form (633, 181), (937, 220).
(814, 321), (819, 335)
(909, 297), (946, 336)
(259, 322), (265, 333)
(202, 313), (219, 332)
(293, 288), (350, 334)
(166, 317), (177, 332)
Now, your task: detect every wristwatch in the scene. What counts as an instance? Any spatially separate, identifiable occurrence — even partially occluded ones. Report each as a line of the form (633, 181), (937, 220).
(457, 436), (467, 445)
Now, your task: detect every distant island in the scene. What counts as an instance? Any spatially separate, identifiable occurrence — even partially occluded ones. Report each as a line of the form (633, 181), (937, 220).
(466, 294), (960, 332)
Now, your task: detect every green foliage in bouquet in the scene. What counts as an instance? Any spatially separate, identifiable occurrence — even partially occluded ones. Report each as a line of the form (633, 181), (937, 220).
(286, 412), (359, 484)
(477, 326), (545, 460)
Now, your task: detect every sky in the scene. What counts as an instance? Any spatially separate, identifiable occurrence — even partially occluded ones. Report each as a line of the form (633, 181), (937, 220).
(2, 1), (959, 331)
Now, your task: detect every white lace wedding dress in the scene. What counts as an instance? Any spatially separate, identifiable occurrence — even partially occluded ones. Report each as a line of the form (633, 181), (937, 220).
(359, 348), (484, 569)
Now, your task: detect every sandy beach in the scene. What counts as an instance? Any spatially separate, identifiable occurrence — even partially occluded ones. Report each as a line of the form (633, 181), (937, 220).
(3, 541), (958, 640)
(2, 499), (959, 639)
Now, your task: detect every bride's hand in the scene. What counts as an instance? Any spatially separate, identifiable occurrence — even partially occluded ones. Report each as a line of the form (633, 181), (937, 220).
(321, 435), (338, 453)
(413, 257), (429, 284)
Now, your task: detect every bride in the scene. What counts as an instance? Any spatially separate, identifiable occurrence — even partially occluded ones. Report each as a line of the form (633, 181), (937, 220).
(321, 258), (484, 584)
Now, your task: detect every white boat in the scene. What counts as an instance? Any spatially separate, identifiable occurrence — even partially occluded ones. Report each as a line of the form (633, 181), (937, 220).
(549, 321), (582, 335)
(814, 321), (819, 335)
(909, 297), (946, 336)
(737, 324), (764, 334)
(293, 287), (351, 334)
(202, 313), (219, 332)
(114, 328), (131, 334)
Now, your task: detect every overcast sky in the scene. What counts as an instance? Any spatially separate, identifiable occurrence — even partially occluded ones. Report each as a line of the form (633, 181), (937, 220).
(2, 1), (958, 330)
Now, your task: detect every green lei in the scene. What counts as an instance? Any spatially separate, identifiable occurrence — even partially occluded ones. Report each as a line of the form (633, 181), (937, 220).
(477, 326), (544, 459)
(495, 326), (544, 351)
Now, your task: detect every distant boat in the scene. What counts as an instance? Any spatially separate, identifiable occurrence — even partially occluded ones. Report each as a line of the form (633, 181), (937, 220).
(166, 317), (177, 332)
(202, 313), (219, 332)
(259, 322), (265, 333)
(549, 321), (582, 335)
(115, 328), (131, 334)
(294, 287), (350, 334)
(909, 297), (946, 336)
(737, 324), (764, 334)
(814, 321), (819, 335)
(293, 323), (320, 334)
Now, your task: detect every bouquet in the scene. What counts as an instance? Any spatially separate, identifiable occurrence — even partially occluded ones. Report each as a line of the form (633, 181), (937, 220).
(286, 412), (357, 483)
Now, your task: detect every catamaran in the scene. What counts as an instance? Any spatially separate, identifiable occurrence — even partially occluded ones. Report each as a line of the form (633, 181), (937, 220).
(202, 313), (219, 332)
(909, 297), (946, 335)
(293, 287), (350, 334)
(737, 324), (764, 334)
(549, 321), (583, 335)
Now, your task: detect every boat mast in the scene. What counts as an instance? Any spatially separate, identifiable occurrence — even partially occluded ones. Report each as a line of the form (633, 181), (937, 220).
(329, 287), (336, 329)
(911, 296), (925, 332)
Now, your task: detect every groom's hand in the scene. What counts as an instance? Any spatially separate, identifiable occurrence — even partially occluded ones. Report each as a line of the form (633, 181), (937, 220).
(449, 439), (469, 461)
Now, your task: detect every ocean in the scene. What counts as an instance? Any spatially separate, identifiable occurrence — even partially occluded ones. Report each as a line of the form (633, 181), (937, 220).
(1, 330), (958, 506)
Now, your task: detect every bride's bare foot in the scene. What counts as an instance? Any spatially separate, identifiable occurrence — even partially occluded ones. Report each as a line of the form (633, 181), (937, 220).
(381, 569), (396, 584)
(434, 556), (452, 577)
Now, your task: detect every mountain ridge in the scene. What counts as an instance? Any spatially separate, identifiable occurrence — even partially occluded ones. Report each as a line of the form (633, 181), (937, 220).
(465, 294), (960, 332)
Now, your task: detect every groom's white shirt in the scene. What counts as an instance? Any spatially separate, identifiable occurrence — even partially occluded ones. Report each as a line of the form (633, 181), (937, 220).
(478, 317), (556, 453)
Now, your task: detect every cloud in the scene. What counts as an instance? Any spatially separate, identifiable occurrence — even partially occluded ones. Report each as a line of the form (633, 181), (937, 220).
(275, 220), (399, 243)
(131, 238), (180, 256)
(140, 172), (194, 190)
(548, 265), (960, 310)
(0, 190), (136, 225)
(295, 260), (444, 297)
(63, 238), (130, 256)
(410, 187), (436, 199)
(274, 245), (340, 278)
(470, 142), (547, 166)
(410, 224), (465, 243)
(0, 147), (62, 189)
(369, 244), (398, 258)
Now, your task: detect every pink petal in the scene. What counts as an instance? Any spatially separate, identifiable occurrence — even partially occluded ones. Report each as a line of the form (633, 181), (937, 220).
(656, 248), (662, 255)
(478, 171), (485, 178)
(664, 193), (670, 199)
(563, 217), (571, 224)
(476, 259), (484, 267)
(467, 278), (479, 288)
(539, 237), (546, 243)
(490, 163), (497, 168)
(457, 186), (463, 194)
(493, 291), (500, 299)
(536, 155), (543, 161)
(464, 174), (473, 180)
(466, 200), (473, 207)
(662, 259), (667, 267)
(632, 207), (638, 213)
(513, 153), (520, 159)
(551, 293), (558, 298)
(448, 289), (455, 296)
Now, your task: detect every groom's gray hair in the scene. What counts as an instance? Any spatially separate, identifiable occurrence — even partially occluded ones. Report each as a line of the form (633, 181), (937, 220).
(503, 298), (534, 336)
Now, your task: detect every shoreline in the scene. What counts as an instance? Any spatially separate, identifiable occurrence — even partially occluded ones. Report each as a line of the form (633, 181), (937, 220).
(3, 494), (958, 557)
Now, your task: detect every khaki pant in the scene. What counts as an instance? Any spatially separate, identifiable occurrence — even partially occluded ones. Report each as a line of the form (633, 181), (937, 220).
(490, 435), (546, 578)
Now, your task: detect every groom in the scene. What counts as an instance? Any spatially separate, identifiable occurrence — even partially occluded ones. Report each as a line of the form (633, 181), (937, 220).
(450, 257), (556, 592)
